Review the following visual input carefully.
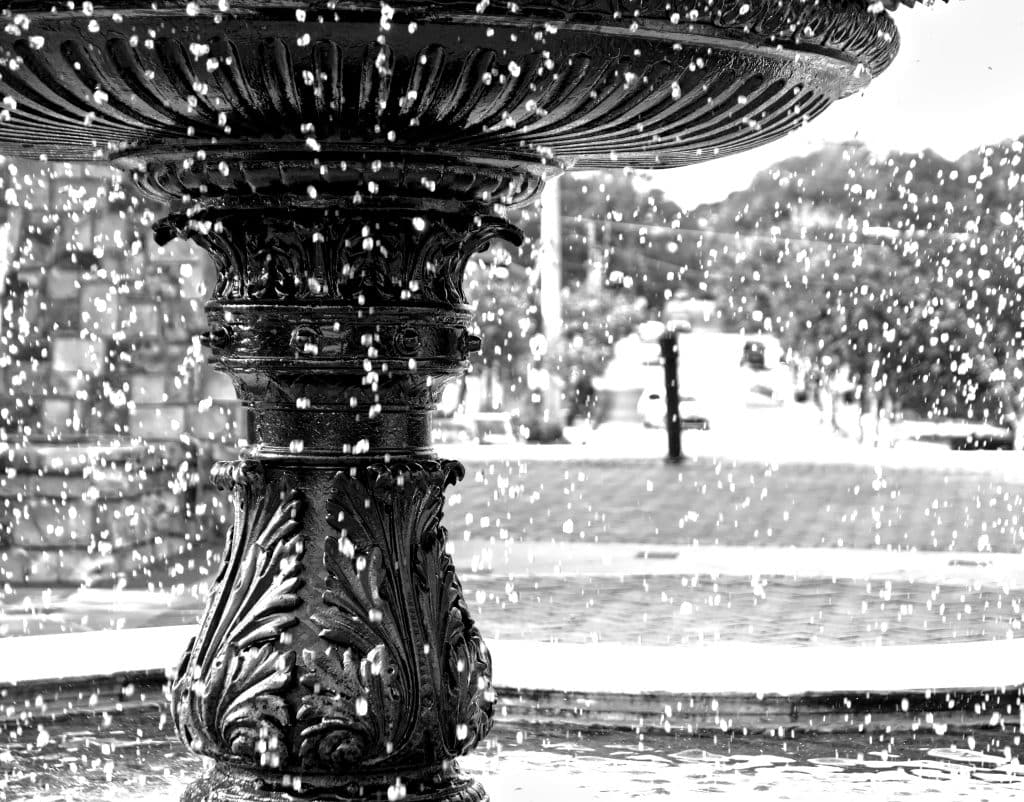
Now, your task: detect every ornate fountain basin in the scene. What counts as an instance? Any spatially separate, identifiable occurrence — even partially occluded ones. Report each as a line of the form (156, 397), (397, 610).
(0, 1), (897, 208)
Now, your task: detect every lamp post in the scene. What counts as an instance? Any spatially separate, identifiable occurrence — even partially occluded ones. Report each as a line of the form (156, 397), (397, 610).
(660, 329), (683, 464)
(0, 2), (910, 800)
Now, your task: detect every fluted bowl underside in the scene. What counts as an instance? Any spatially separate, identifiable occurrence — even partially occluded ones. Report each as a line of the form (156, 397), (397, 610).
(0, 1), (899, 201)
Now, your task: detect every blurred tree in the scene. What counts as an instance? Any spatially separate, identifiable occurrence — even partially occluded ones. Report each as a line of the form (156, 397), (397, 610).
(465, 245), (645, 417)
(554, 284), (647, 380)
(703, 137), (1024, 441)
(467, 137), (1024, 443)
(464, 251), (536, 411)
(555, 172), (708, 305)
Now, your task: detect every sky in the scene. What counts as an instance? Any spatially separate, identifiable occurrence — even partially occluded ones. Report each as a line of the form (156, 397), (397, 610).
(656, 0), (1024, 210)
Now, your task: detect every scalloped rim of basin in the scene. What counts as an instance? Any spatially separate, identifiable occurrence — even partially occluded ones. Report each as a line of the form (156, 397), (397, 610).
(0, 0), (893, 173)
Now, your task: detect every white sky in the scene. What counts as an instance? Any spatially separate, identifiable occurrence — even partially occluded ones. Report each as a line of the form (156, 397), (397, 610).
(656, 0), (1024, 209)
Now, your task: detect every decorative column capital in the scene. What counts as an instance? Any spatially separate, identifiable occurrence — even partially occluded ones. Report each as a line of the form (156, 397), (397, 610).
(159, 206), (516, 462)
(156, 209), (522, 307)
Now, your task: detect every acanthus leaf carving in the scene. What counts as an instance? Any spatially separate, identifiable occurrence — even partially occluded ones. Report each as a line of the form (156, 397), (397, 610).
(217, 646), (296, 767)
(298, 534), (411, 770)
(297, 460), (492, 772)
(297, 643), (399, 770)
(415, 512), (494, 756)
(173, 463), (306, 771)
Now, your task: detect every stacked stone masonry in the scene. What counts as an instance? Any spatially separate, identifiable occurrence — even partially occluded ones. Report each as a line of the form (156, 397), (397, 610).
(0, 163), (240, 587)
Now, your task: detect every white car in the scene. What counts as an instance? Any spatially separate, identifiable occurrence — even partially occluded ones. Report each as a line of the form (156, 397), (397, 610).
(637, 386), (711, 431)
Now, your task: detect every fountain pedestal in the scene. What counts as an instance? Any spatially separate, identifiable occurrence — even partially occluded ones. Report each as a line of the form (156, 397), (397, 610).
(0, 2), (905, 799)
(162, 205), (511, 802)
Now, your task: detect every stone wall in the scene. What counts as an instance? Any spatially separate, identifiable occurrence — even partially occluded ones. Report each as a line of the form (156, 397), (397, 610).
(0, 163), (240, 587)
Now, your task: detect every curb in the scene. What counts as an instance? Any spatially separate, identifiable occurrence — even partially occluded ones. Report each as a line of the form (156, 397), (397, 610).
(1, 627), (1021, 736)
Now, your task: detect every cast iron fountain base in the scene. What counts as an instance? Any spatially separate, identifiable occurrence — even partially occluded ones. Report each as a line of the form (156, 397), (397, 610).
(158, 205), (509, 800)
(0, 2), (904, 799)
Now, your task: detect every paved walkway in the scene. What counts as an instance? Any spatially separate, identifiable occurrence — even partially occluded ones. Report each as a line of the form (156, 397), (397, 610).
(450, 455), (1024, 553)
(5, 567), (1019, 648)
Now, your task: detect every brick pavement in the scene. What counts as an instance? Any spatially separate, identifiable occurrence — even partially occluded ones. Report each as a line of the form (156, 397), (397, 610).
(448, 459), (1024, 554)
(4, 571), (1021, 649)
(463, 574), (1022, 647)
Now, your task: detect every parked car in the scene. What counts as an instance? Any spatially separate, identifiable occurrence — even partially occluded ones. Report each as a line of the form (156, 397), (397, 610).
(432, 416), (476, 444)
(740, 340), (767, 370)
(473, 412), (518, 445)
(891, 414), (1016, 451)
(747, 381), (784, 407)
(432, 412), (521, 445)
(637, 386), (711, 430)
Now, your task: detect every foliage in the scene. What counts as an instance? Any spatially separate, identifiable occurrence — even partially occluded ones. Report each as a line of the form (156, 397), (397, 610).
(701, 139), (1024, 425)
(558, 172), (707, 305)
(464, 252), (536, 398)
(465, 247), (645, 399)
(553, 285), (648, 382)
(468, 136), (1024, 430)
(468, 189), (651, 397)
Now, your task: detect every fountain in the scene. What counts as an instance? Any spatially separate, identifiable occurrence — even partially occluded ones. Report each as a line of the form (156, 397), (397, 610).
(0, 1), (924, 800)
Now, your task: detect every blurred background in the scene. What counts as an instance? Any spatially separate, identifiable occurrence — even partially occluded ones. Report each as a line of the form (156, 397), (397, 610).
(2, 0), (1024, 663)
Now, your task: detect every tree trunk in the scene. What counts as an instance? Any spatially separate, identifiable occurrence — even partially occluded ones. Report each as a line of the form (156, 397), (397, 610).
(858, 372), (877, 447)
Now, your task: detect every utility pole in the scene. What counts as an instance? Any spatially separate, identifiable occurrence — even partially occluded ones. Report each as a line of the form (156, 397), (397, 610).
(525, 174), (565, 441)
(586, 216), (604, 292)
(539, 176), (563, 346)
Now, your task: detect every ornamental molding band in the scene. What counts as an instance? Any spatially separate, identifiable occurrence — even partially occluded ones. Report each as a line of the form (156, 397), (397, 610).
(0, 1), (917, 800)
